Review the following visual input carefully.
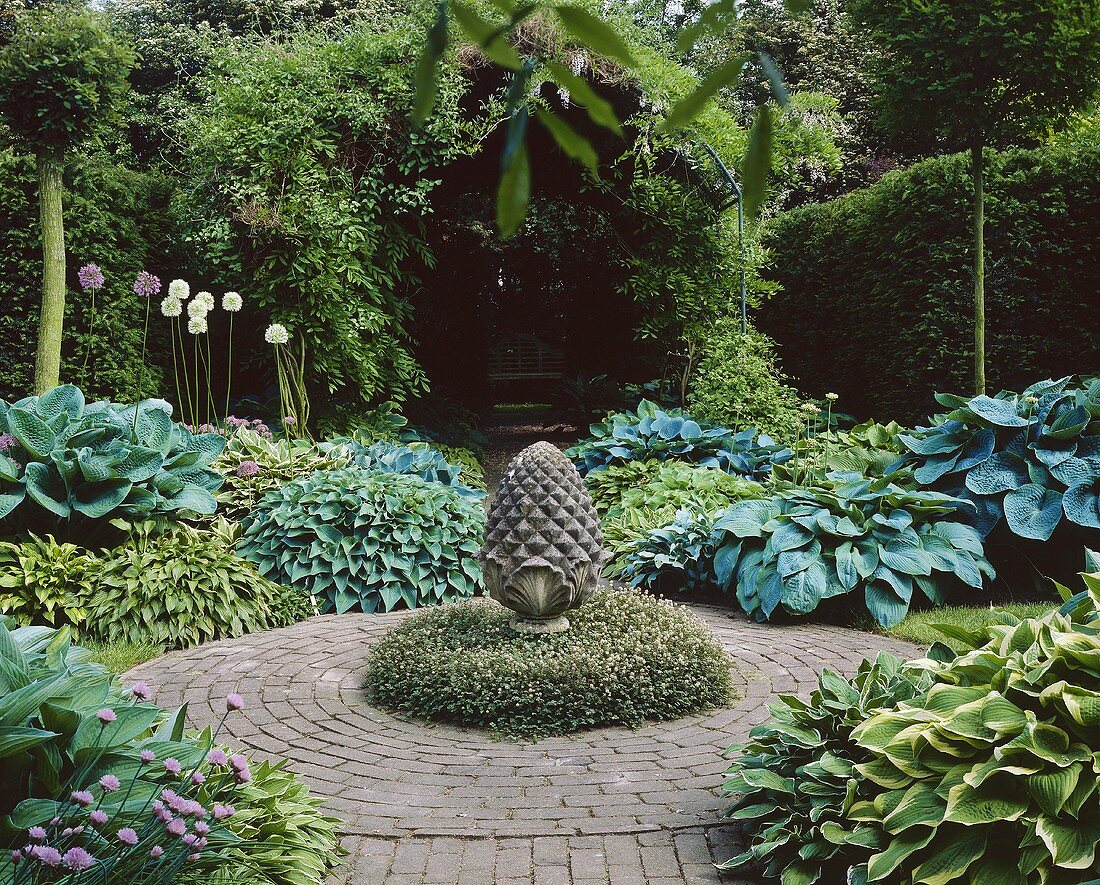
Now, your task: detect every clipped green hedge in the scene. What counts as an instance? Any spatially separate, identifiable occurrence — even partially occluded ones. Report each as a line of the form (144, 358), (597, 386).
(758, 138), (1100, 422)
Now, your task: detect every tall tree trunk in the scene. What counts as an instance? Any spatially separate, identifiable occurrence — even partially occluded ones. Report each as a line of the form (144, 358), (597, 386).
(33, 147), (67, 394)
(971, 142), (985, 396)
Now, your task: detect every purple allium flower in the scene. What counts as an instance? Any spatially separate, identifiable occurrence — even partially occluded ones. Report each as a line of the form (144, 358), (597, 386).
(71, 791), (93, 807)
(130, 682), (152, 701)
(206, 749), (228, 766)
(183, 834), (198, 847)
(134, 271), (161, 299)
(153, 803), (172, 824)
(140, 750), (156, 764)
(0, 434), (15, 452)
(163, 758), (181, 775)
(99, 775), (120, 793)
(117, 828), (138, 846)
(235, 461), (260, 478)
(165, 818), (186, 838)
(78, 263), (105, 291)
(10, 850), (20, 865)
(89, 810), (108, 828)
(63, 847), (95, 871)
(32, 846), (62, 867)
(283, 415), (296, 426)
(150, 846), (164, 860)
(234, 765), (252, 784)
(61, 828), (73, 837)
(228, 754), (248, 772)
(49, 818), (59, 827)
(27, 827), (46, 843)
(194, 821), (210, 837)
(188, 852), (201, 862)
(191, 771), (205, 786)
(213, 804), (235, 821)
(226, 693), (244, 711)
(96, 708), (116, 725)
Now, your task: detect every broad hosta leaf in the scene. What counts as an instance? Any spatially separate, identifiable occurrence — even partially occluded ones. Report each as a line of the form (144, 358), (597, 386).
(965, 396), (1029, 427)
(1063, 480), (1100, 529)
(1003, 483), (1063, 540)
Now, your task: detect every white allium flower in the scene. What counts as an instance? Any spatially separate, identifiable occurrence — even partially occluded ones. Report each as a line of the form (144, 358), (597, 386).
(825, 392), (839, 401)
(222, 291), (243, 312)
(264, 323), (289, 345)
(187, 298), (209, 319)
(195, 291), (216, 311)
(188, 316), (208, 335)
(168, 279), (190, 300)
(160, 297), (182, 318)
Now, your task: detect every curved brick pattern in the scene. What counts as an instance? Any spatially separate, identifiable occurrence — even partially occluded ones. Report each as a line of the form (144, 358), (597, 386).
(127, 605), (920, 883)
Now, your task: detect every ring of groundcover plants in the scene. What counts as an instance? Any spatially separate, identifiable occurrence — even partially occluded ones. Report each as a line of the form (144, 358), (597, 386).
(363, 589), (737, 739)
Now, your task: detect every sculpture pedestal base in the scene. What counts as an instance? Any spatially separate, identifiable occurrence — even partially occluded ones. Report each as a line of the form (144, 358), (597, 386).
(509, 614), (570, 635)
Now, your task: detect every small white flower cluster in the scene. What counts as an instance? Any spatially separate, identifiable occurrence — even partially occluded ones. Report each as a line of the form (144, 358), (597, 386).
(264, 323), (290, 345)
(159, 278), (245, 333)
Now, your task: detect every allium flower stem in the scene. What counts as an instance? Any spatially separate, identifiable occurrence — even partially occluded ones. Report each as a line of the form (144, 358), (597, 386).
(224, 312), (234, 426)
(81, 282), (97, 382)
(169, 317), (184, 425)
(133, 296), (152, 435)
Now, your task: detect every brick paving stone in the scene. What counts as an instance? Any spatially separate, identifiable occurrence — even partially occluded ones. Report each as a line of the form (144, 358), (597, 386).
(126, 605), (920, 884)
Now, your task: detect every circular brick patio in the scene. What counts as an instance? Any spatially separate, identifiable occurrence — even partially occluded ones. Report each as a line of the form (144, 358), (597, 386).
(126, 604), (921, 884)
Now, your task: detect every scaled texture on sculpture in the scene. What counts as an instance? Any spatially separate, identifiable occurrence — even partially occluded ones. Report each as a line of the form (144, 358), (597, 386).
(480, 441), (606, 633)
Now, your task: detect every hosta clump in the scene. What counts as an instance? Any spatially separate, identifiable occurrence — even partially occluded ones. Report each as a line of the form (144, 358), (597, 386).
(0, 384), (225, 533)
(720, 653), (930, 883)
(238, 467), (484, 613)
(565, 399), (792, 480)
(0, 533), (95, 630)
(825, 420), (908, 478)
(318, 438), (484, 498)
(618, 510), (720, 591)
(712, 473), (995, 627)
(849, 591), (1100, 884)
(898, 377), (1100, 540)
(215, 426), (348, 520)
(82, 521), (312, 648)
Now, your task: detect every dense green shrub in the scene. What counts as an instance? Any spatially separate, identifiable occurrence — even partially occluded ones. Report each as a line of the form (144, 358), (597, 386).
(720, 653), (930, 883)
(238, 467), (484, 614)
(0, 618), (340, 884)
(758, 139), (1100, 422)
(711, 474), (995, 626)
(619, 510), (722, 592)
(898, 377), (1100, 540)
(215, 426), (348, 520)
(83, 522), (312, 648)
(0, 385), (224, 535)
(0, 533), (94, 630)
(688, 321), (806, 443)
(849, 597), (1100, 883)
(364, 591), (735, 739)
(567, 399), (793, 479)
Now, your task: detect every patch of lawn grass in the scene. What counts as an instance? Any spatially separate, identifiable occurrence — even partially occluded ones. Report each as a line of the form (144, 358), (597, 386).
(84, 640), (164, 674)
(882, 603), (1055, 651)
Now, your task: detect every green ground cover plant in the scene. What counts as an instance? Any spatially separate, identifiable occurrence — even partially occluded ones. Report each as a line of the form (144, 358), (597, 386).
(364, 590), (735, 739)
(238, 467), (484, 614)
(881, 603), (1054, 652)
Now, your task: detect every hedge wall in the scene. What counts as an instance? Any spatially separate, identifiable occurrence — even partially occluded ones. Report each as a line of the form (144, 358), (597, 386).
(757, 138), (1100, 423)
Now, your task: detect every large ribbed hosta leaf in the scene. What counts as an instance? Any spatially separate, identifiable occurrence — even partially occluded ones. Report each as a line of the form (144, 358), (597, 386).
(1004, 484), (1064, 540)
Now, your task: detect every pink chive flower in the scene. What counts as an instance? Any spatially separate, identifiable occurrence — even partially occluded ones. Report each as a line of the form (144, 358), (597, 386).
(140, 750), (156, 764)
(27, 827), (46, 843)
(226, 694), (244, 711)
(188, 853), (201, 862)
(134, 271), (161, 299)
(191, 772), (205, 786)
(71, 791), (93, 807)
(235, 461), (260, 478)
(10, 850), (21, 864)
(150, 846), (164, 859)
(206, 749), (228, 766)
(117, 828), (138, 846)
(96, 709), (116, 725)
(33, 846), (62, 867)
(166, 818), (187, 838)
(89, 810), (108, 827)
(131, 682), (152, 701)
(63, 847), (95, 871)
(163, 758), (181, 775)
(99, 774), (120, 792)
(183, 834), (198, 847)
(213, 804), (235, 820)
(78, 263), (105, 291)
(234, 765), (252, 784)
(0, 434), (15, 452)
(228, 754), (248, 772)
(194, 822), (210, 837)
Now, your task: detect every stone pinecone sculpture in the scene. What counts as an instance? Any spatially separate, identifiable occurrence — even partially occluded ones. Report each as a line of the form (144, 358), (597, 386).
(481, 441), (606, 633)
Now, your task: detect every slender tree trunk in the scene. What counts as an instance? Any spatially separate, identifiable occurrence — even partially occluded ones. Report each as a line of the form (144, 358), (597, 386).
(34, 147), (67, 394)
(971, 142), (986, 396)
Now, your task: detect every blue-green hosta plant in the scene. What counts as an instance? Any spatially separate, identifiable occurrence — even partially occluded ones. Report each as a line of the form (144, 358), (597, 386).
(720, 653), (931, 883)
(898, 377), (1100, 540)
(238, 467), (484, 614)
(565, 399), (793, 480)
(711, 473), (995, 627)
(617, 510), (721, 591)
(318, 438), (484, 499)
(0, 384), (225, 532)
(848, 584), (1100, 884)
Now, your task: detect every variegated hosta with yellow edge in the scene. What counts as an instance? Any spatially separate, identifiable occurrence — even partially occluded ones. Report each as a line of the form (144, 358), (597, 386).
(849, 560), (1100, 884)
